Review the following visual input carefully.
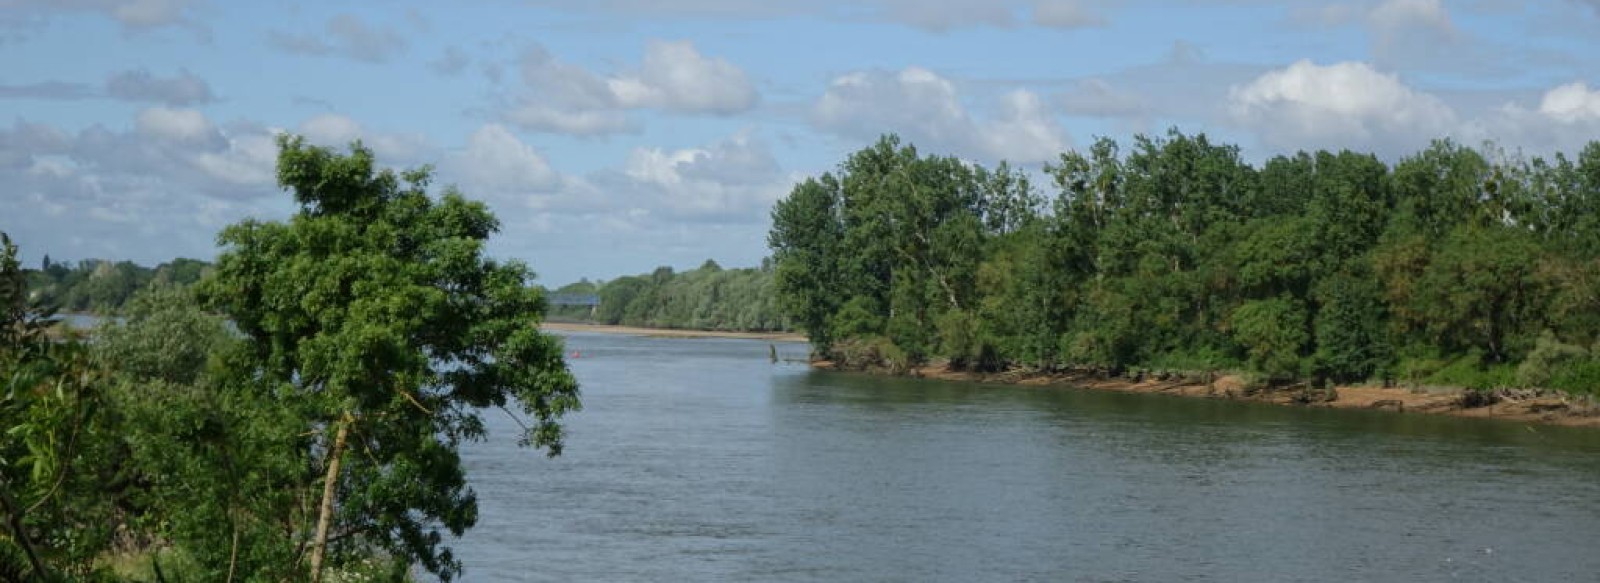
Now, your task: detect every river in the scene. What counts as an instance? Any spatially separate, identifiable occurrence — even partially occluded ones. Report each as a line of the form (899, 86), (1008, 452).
(455, 332), (1600, 582)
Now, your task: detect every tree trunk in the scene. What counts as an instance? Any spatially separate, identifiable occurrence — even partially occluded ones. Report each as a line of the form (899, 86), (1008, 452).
(308, 418), (350, 583)
(0, 476), (46, 580)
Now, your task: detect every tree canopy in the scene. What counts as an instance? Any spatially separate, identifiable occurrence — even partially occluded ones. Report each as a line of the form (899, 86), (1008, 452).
(0, 136), (580, 581)
(770, 133), (1600, 394)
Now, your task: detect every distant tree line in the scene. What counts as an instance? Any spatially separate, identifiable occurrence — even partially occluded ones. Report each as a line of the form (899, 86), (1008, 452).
(26, 256), (211, 313)
(769, 133), (1600, 395)
(548, 260), (790, 332)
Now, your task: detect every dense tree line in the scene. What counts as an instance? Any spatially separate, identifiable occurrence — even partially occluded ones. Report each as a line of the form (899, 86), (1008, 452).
(0, 137), (577, 581)
(25, 256), (211, 313)
(548, 260), (790, 332)
(770, 133), (1600, 395)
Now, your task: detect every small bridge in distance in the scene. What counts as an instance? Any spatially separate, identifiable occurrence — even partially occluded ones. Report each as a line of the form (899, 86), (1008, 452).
(550, 293), (601, 307)
(550, 293), (601, 317)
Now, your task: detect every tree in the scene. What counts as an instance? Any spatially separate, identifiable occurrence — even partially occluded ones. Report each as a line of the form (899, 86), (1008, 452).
(1, 233), (116, 579)
(197, 136), (580, 581)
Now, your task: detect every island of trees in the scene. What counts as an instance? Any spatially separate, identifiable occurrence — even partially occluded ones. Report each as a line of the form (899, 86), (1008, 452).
(769, 133), (1600, 397)
(546, 260), (789, 332)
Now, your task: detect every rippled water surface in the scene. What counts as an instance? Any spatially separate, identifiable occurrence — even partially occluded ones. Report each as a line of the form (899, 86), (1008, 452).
(455, 332), (1600, 582)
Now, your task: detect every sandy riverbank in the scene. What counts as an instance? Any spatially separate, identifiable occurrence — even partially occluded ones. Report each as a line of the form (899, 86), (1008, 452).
(811, 360), (1600, 428)
(541, 321), (807, 342)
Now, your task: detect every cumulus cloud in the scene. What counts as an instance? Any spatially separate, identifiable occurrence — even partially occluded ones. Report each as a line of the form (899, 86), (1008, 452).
(1536, 82), (1600, 123)
(1471, 82), (1600, 156)
(500, 40), (756, 135)
(269, 13), (408, 63)
(610, 131), (790, 220)
(1293, 0), (1472, 73)
(606, 41), (758, 114)
(0, 111), (288, 264)
(813, 67), (1069, 163)
(295, 113), (432, 163)
(452, 124), (561, 199)
(1229, 59), (1456, 154)
(135, 106), (219, 144)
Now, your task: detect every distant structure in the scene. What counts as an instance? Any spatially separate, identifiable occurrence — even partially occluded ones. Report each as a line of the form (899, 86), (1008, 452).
(547, 293), (601, 317)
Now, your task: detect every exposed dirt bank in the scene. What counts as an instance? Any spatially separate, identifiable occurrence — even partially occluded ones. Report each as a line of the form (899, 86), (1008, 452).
(810, 360), (1600, 428)
(541, 321), (807, 342)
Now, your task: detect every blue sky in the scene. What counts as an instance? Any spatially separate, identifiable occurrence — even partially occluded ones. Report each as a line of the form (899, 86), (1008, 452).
(3, 0), (1599, 285)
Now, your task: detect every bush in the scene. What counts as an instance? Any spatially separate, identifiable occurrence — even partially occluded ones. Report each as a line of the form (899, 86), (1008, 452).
(1423, 351), (1517, 390)
(1516, 331), (1591, 389)
(1547, 359), (1600, 396)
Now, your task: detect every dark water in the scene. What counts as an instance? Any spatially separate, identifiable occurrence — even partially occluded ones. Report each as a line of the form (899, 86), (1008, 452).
(456, 333), (1600, 582)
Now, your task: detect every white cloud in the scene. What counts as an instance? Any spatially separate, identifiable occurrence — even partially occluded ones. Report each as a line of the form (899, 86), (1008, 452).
(135, 106), (217, 143)
(1470, 82), (1600, 156)
(0, 113), (289, 264)
(980, 90), (1070, 163)
(453, 124), (561, 198)
(192, 131), (277, 187)
(1537, 82), (1600, 123)
(1229, 59), (1456, 153)
(503, 104), (633, 136)
(295, 113), (431, 162)
(599, 131), (796, 224)
(298, 113), (362, 144)
(607, 40), (757, 114)
(502, 40), (757, 135)
(813, 67), (1069, 163)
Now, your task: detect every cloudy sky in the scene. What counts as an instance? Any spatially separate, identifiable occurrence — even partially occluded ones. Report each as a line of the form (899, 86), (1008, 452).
(2, 0), (1599, 285)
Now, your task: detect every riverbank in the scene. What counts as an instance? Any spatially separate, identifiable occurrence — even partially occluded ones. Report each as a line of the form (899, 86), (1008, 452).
(541, 321), (807, 342)
(812, 360), (1600, 428)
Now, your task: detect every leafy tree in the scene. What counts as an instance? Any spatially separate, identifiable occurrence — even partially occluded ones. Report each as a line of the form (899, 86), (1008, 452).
(197, 136), (580, 581)
(0, 234), (116, 580)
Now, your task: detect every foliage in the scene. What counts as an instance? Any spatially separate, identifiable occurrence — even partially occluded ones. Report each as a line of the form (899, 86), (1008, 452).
(25, 256), (211, 314)
(192, 135), (579, 581)
(3, 136), (581, 580)
(768, 132), (1600, 397)
(0, 233), (118, 580)
(559, 261), (790, 333)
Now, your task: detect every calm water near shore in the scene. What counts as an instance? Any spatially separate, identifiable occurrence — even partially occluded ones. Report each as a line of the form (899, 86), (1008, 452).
(456, 332), (1600, 582)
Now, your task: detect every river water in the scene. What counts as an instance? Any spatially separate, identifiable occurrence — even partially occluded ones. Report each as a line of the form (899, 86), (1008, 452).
(455, 332), (1600, 582)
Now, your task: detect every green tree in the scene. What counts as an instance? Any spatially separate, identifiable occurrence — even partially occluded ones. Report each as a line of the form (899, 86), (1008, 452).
(0, 234), (117, 580)
(197, 136), (580, 581)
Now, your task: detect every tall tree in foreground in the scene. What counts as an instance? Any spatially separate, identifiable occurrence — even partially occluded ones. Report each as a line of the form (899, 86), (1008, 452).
(198, 136), (580, 581)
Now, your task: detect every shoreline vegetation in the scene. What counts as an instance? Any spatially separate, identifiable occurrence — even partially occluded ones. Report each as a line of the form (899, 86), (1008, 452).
(552, 317), (1598, 428)
(768, 133), (1600, 426)
(813, 360), (1600, 428)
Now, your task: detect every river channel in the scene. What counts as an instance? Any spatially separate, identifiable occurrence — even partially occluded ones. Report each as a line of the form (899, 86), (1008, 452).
(455, 332), (1600, 582)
